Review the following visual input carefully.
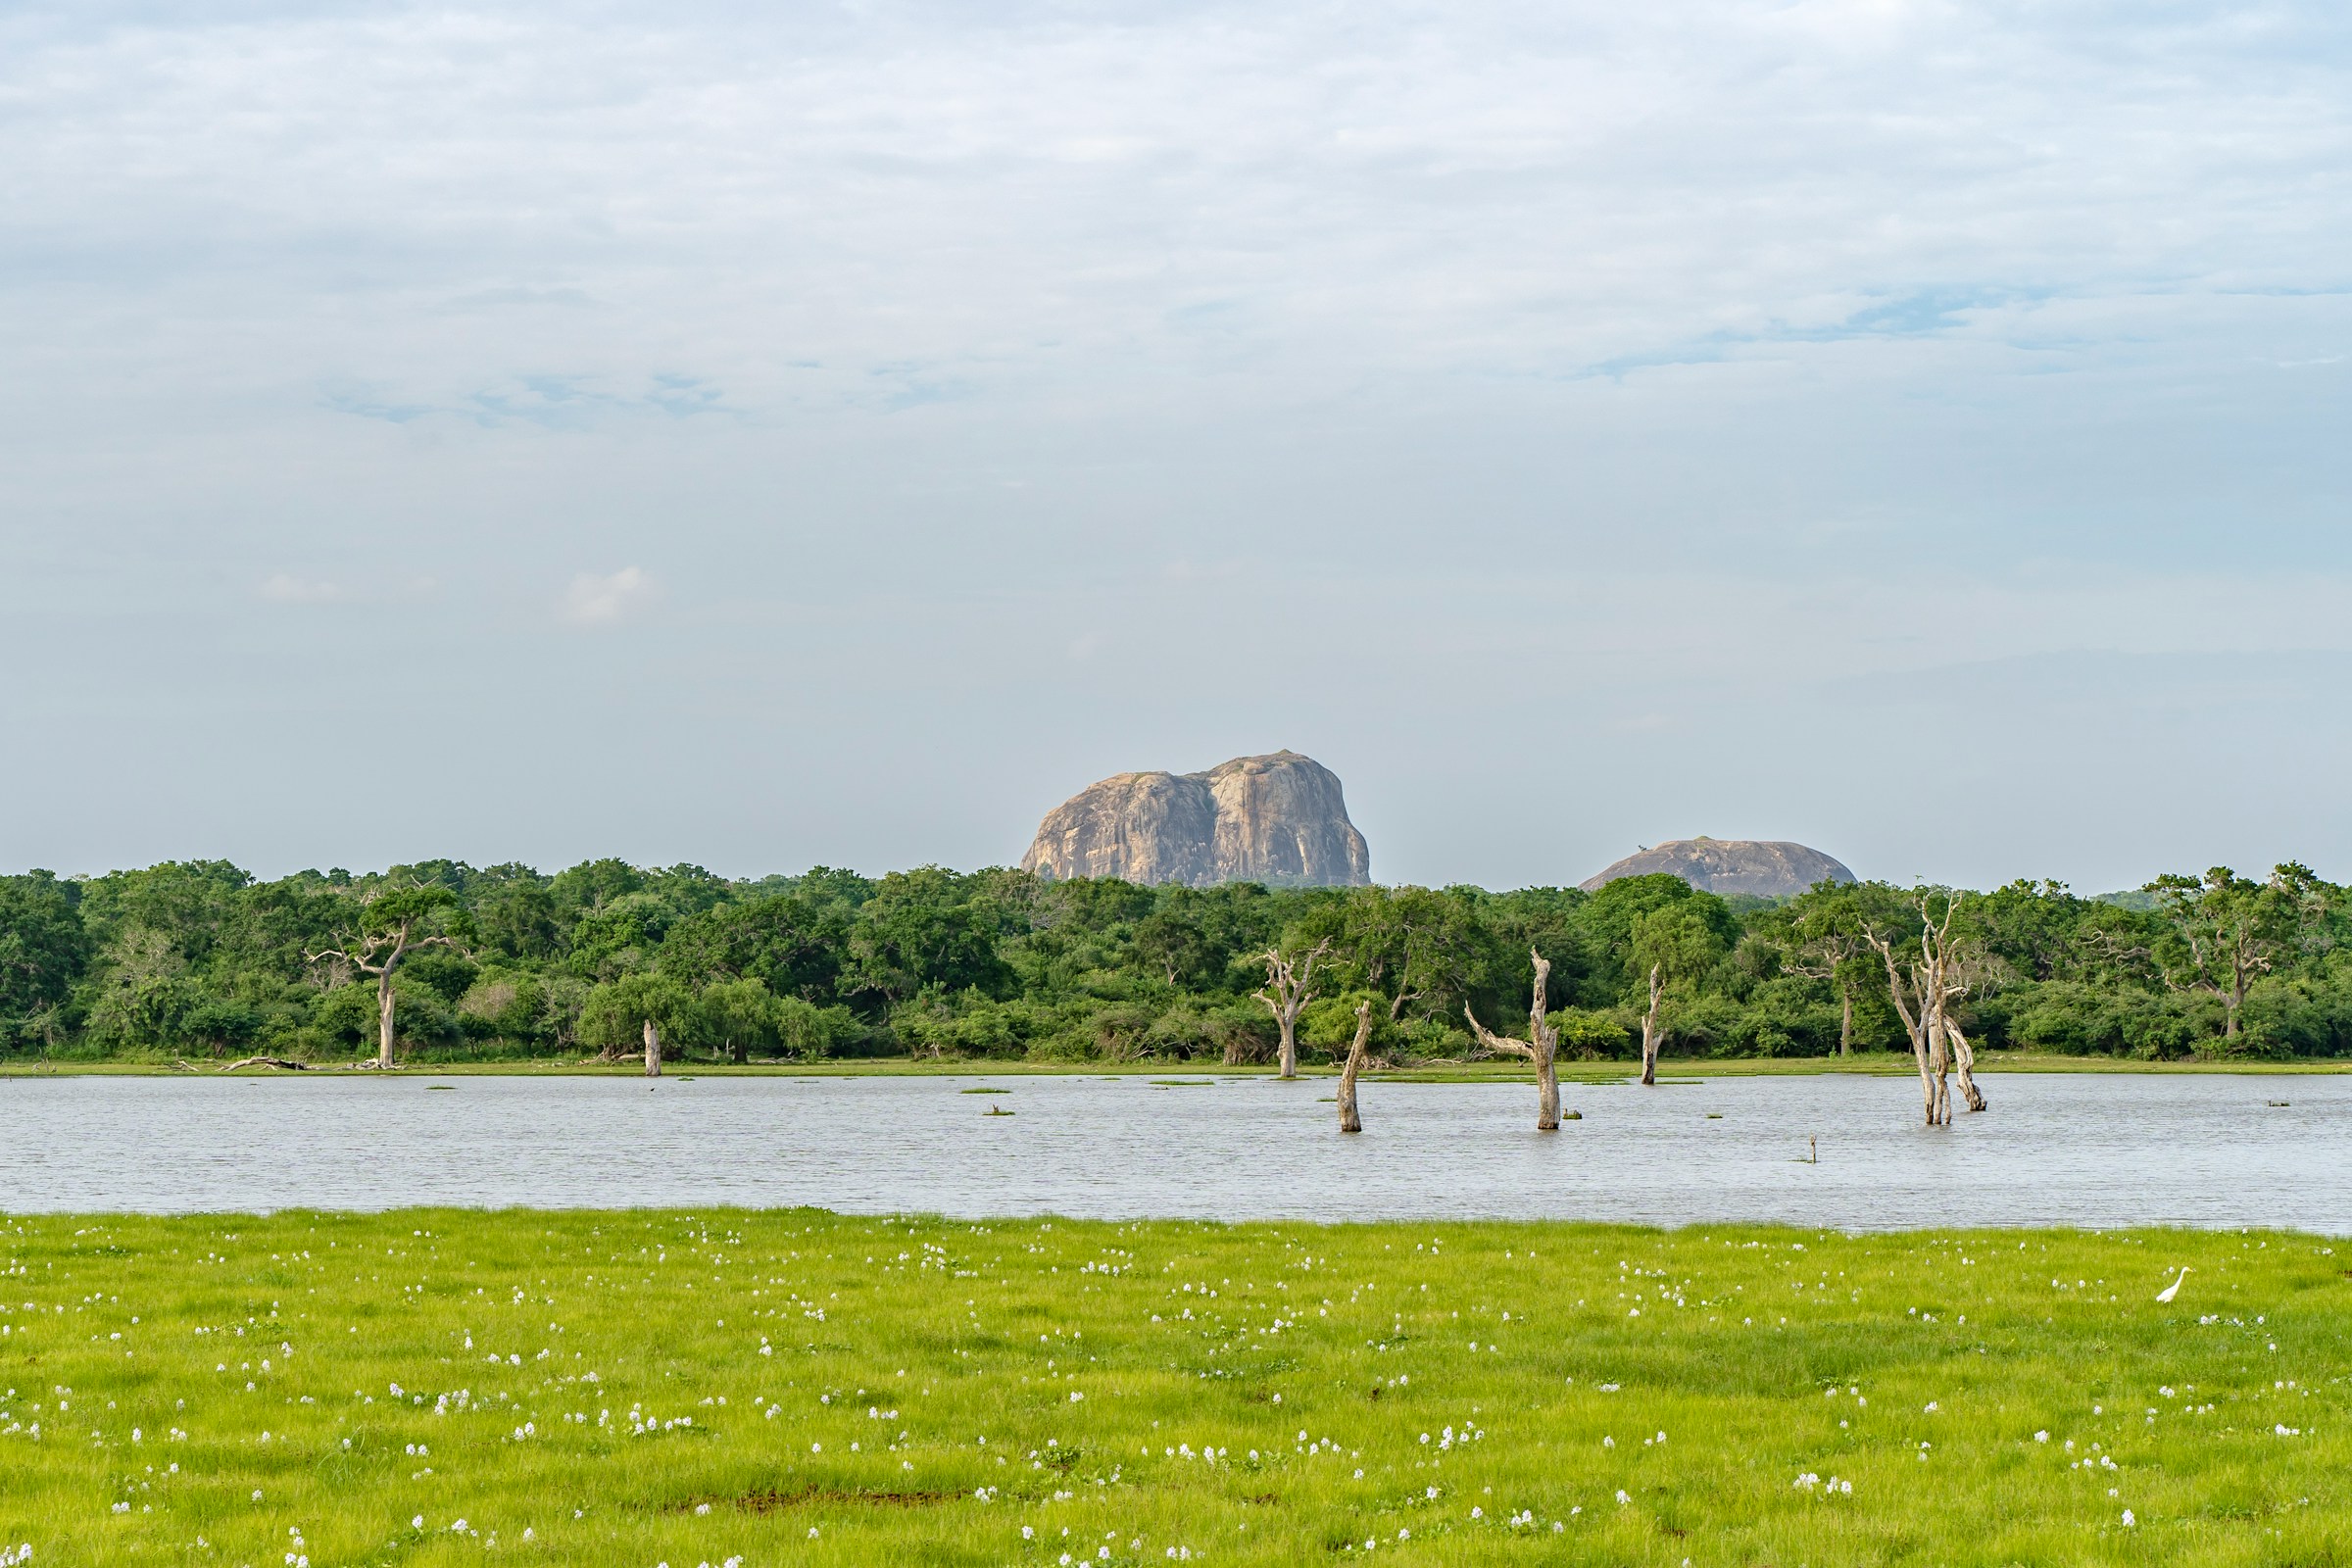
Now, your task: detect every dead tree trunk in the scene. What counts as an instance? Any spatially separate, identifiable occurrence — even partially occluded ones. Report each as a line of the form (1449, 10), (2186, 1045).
(1866, 895), (1981, 1125)
(2225, 929), (2261, 1037)
(1463, 949), (1563, 1131)
(1922, 972), (1951, 1121)
(1639, 962), (1663, 1086)
(1254, 939), (1332, 1080)
(310, 912), (461, 1072)
(374, 971), (399, 1070)
(1941, 1013), (1986, 1112)
(1931, 1009), (1951, 1120)
(1866, 929), (1944, 1125)
(1914, 896), (1983, 1114)
(643, 1018), (662, 1078)
(1338, 1001), (1371, 1133)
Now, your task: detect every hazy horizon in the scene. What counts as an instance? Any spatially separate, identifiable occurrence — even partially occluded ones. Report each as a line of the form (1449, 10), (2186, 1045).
(6, 1), (2348, 894)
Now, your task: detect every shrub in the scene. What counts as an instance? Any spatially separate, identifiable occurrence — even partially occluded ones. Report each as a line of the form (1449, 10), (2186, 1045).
(1548, 1007), (1631, 1060)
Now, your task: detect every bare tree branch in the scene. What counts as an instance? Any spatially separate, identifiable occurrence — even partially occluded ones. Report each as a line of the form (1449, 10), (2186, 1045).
(1462, 949), (1562, 1130)
(1460, 1004), (1534, 1060)
(1252, 937), (1332, 1080)
(304, 899), (471, 1070)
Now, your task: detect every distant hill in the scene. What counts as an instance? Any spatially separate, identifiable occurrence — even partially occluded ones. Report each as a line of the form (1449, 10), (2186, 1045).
(1020, 750), (1372, 888)
(1580, 837), (1855, 899)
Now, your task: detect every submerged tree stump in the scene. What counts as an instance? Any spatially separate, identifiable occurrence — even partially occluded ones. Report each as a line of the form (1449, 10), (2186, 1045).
(1338, 1001), (1372, 1133)
(1640, 962), (1663, 1087)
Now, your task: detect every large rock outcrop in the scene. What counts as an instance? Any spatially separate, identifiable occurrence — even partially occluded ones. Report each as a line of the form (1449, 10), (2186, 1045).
(1021, 751), (1371, 887)
(1579, 836), (1854, 899)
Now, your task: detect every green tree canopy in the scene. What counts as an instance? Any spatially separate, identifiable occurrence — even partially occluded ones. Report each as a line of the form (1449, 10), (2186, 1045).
(2146, 863), (2334, 1040)
(577, 973), (701, 1058)
(15, 852), (2352, 1069)
(0, 870), (90, 1039)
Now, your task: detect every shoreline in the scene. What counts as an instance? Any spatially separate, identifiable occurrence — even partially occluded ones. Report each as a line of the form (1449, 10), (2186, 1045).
(8, 1053), (2349, 1079)
(0, 1201), (2342, 1239)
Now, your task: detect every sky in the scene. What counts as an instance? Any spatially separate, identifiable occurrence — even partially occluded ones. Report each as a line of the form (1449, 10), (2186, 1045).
(3, 0), (2349, 894)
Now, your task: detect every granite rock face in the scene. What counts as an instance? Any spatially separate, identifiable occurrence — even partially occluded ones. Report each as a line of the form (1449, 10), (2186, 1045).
(1016, 768), (1222, 888)
(1579, 836), (1855, 898)
(1021, 751), (1371, 887)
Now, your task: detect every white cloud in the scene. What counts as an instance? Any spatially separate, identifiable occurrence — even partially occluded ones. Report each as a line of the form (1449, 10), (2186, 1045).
(258, 572), (343, 604)
(4, 2), (2351, 884)
(564, 565), (653, 625)
(7, 0), (2347, 416)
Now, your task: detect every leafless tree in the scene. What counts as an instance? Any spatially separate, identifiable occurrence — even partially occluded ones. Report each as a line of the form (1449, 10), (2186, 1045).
(1638, 962), (1664, 1086)
(1254, 938), (1333, 1080)
(307, 889), (466, 1070)
(1941, 1008), (1984, 1114)
(1337, 1000), (1372, 1133)
(1863, 894), (1984, 1125)
(1864, 926), (1941, 1124)
(1463, 949), (1564, 1131)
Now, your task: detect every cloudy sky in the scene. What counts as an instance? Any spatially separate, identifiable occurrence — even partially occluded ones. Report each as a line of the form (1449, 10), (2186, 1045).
(4, 0), (2348, 892)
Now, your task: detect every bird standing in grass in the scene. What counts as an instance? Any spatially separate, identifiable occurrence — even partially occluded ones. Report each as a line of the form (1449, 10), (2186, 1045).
(2155, 1267), (2189, 1303)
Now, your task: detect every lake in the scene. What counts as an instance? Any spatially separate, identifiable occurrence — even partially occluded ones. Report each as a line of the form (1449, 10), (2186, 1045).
(2, 1070), (2345, 1231)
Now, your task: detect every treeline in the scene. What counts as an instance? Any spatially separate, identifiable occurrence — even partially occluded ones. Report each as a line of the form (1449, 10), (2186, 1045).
(2, 858), (2348, 1064)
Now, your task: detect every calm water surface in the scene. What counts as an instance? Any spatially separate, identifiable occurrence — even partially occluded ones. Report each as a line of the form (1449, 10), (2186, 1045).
(2, 1071), (2345, 1231)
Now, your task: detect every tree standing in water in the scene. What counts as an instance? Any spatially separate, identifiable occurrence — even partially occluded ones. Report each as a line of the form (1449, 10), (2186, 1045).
(1337, 1000), (1373, 1133)
(1463, 949), (1565, 1131)
(1863, 890), (1984, 1124)
(1254, 937), (1332, 1080)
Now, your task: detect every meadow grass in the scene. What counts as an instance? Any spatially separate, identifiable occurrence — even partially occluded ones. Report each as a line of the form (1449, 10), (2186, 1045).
(0, 1209), (2344, 1566)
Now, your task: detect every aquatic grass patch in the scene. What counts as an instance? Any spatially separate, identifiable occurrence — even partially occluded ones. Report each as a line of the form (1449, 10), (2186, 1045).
(0, 1211), (2344, 1565)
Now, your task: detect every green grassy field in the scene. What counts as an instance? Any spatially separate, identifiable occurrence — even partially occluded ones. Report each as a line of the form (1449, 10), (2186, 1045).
(0, 1210), (2343, 1567)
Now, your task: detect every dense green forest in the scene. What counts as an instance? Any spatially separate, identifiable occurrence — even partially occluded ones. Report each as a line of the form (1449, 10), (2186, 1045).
(2, 857), (2348, 1064)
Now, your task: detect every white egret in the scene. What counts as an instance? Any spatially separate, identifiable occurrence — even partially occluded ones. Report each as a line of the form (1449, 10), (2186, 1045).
(2154, 1267), (2189, 1303)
